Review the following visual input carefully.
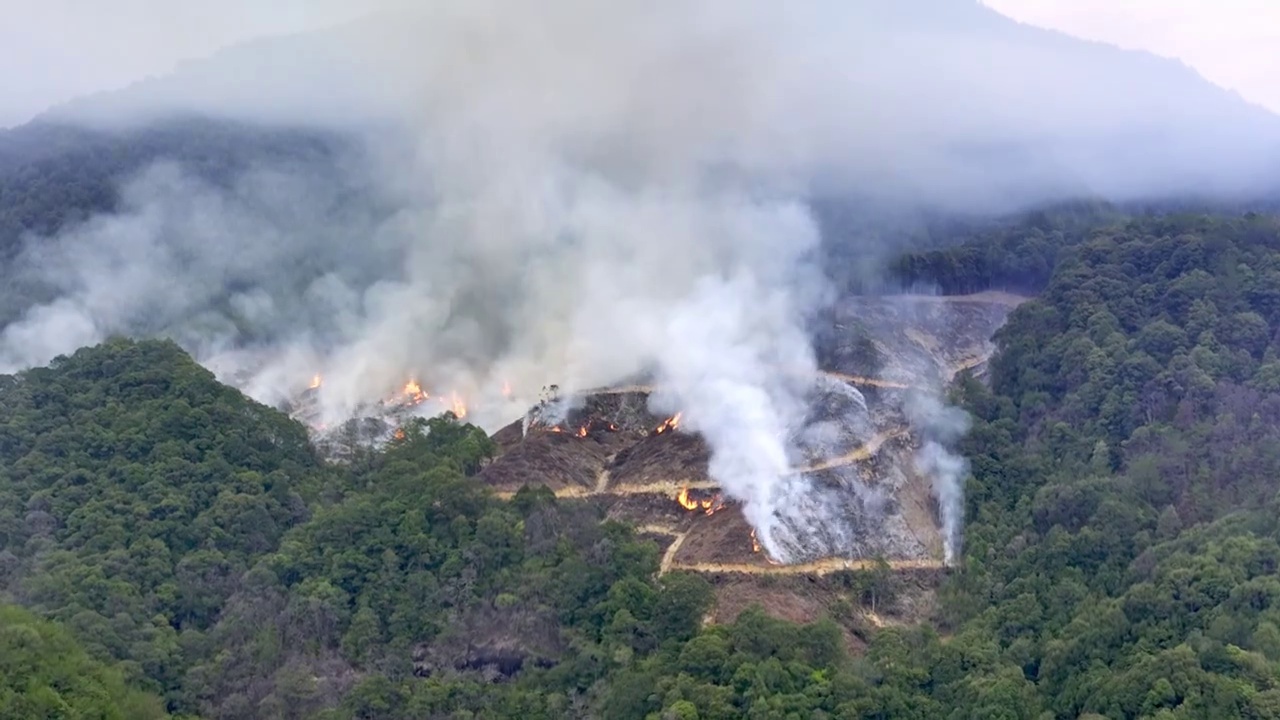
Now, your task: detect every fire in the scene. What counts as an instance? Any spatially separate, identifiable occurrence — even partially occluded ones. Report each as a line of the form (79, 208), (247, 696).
(654, 412), (683, 435)
(388, 380), (466, 418)
(393, 428), (406, 441)
(676, 487), (699, 511)
(702, 495), (724, 515)
(309, 374), (322, 389)
(445, 391), (467, 418)
(402, 380), (427, 404)
(544, 418), (617, 437)
(749, 528), (781, 565)
(675, 487), (724, 515)
(501, 380), (513, 398)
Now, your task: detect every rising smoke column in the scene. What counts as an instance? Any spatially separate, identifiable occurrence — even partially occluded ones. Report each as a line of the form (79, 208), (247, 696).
(904, 390), (971, 565)
(0, 0), (991, 562)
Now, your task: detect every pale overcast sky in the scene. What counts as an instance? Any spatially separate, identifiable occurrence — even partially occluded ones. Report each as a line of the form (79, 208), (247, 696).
(981, 0), (1280, 113)
(0, 1), (1276, 128)
(0, 1), (385, 128)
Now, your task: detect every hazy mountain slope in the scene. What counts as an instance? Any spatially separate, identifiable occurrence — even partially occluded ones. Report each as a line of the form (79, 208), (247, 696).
(33, 0), (1280, 205)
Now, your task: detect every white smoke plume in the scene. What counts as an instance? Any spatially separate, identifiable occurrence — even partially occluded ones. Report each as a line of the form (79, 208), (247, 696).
(2, 0), (1278, 559)
(905, 390), (972, 565)
(0, 1), (855, 559)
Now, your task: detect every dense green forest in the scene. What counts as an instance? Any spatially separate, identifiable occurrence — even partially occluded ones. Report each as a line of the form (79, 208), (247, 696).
(5, 209), (1280, 718)
(0, 118), (345, 259)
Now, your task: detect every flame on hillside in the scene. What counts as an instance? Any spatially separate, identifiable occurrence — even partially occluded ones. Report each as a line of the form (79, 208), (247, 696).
(676, 487), (723, 515)
(749, 529), (780, 565)
(653, 412), (682, 435)
(309, 374), (322, 389)
(385, 380), (467, 418)
(545, 418), (618, 437)
(446, 391), (467, 419)
(402, 380), (427, 404)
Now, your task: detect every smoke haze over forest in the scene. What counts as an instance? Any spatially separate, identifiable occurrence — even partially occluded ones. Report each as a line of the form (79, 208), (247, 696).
(1, 0), (1278, 557)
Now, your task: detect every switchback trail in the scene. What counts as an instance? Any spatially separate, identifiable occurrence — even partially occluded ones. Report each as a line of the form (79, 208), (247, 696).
(792, 428), (910, 473)
(490, 427), (905, 500)
(669, 557), (945, 576)
(659, 532), (689, 574)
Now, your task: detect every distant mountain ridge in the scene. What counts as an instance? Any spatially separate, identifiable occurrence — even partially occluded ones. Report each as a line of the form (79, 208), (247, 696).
(2, 0), (1278, 215)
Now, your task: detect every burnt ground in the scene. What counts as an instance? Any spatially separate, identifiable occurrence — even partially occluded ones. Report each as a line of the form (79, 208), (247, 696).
(467, 294), (1023, 632)
(608, 431), (710, 489)
(477, 426), (630, 494)
(476, 294), (1021, 555)
(817, 293), (1021, 386)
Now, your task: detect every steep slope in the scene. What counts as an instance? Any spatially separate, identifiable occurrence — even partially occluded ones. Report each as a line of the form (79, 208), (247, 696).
(477, 292), (1023, 578)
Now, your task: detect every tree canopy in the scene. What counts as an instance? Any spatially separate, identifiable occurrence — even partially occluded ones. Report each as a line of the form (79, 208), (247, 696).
(6, 209), (1280, 718)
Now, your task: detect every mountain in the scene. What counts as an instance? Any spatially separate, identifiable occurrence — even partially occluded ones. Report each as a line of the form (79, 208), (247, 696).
(6, 210), (1280, 718)
(29, 0), (1280, 206)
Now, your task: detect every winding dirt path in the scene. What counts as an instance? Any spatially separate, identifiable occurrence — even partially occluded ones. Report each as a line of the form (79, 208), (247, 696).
(821, 371), (913, 390)
(791, 428), (910, 474)
(490, 479), (720, 501)
(669, 557), (944, 576)
(659, 532), (689, 574)
(491, 427), (904, 501)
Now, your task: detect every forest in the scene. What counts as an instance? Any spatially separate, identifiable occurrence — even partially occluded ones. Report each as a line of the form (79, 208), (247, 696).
(5, 208), (1280, 718)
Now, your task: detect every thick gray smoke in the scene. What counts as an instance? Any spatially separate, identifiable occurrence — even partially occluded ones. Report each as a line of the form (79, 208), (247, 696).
(2, 0), (1278, 561)
(0, 1), (856, 559)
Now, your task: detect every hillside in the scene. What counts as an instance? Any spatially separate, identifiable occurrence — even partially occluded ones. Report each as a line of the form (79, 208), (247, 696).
(4, 210), (1280, 717)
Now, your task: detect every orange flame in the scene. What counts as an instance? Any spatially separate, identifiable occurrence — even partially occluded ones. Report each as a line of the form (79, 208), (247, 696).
(393, 428), (406, 441)
(545, 418), (617, 437)
(309, 374), (322, 389)
(654, 412), (683, 435)
(750, 528), (781, 564)
(702, 495), (724, 516)
(402, 380), (427, 404)
(676, 487), (699, 511)
(501, 380), (513, 398)
(676, 487), (724, 514)
(445, 391), (467, 418)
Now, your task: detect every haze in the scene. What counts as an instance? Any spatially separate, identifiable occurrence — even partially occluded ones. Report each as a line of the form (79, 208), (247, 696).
(3, 0), (1278, 129)
(1, 0), (1278, 559)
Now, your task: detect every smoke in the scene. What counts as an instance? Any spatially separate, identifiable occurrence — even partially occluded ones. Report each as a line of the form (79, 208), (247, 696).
(905, 390), (972, 565)
(2, 0), (1278, 560)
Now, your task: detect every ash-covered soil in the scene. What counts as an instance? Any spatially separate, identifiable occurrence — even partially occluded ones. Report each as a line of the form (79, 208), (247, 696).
(297, 294), (1022, 573)
(608, 432), (710, 489)
(466, 293), (1023, 568)
(815, 292), (1022, 387)
(477, 425), (628, 494)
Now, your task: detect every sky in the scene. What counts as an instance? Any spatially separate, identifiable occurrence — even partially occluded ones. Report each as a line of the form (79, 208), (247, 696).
(0, 0), (392, 128)
(0, 1), (1276, 128)
(981, 0), (1280, 113)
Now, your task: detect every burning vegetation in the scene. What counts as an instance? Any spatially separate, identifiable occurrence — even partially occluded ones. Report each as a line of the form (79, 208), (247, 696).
(386, 378), (469, 418)
(750, 529), (781, 565)
(544, 417), (620, 437)
(676, 486), (724, 515)
(652, 412), (682, 435)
